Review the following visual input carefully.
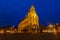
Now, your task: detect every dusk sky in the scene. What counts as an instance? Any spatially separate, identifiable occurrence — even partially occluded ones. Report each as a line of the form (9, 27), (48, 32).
(0, 0), (60, 27)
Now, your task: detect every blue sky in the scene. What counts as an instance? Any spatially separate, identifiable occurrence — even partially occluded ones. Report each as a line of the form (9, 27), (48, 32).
(0, 0), (60, 27)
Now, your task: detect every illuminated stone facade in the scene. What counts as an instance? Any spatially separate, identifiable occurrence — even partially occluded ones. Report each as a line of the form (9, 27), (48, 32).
(18, 5), (39, 32)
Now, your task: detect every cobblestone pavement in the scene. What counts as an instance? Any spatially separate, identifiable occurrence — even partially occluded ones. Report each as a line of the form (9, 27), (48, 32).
(0, 33), (60, 40)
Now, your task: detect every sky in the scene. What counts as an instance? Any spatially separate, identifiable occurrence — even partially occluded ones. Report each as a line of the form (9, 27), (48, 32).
(0, 0), (60, 27)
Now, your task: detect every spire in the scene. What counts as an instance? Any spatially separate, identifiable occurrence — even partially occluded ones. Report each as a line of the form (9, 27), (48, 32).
(29, 5), (36, 13)
(27, 4), (38, 17)
(30, 5), (35, 11)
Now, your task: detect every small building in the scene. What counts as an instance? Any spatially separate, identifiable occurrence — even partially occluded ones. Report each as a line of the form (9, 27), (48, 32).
(0, 27), (4, 33)
(47, 24), (57, 34)
(4, 25), (17, 33)
(55, 23), (60, 32)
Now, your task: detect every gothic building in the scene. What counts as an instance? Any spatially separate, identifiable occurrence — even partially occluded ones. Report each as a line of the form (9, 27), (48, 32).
(18, 5), (39, 32)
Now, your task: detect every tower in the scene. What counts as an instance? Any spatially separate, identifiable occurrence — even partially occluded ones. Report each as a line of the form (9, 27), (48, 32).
(18, 5), (39, 32)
